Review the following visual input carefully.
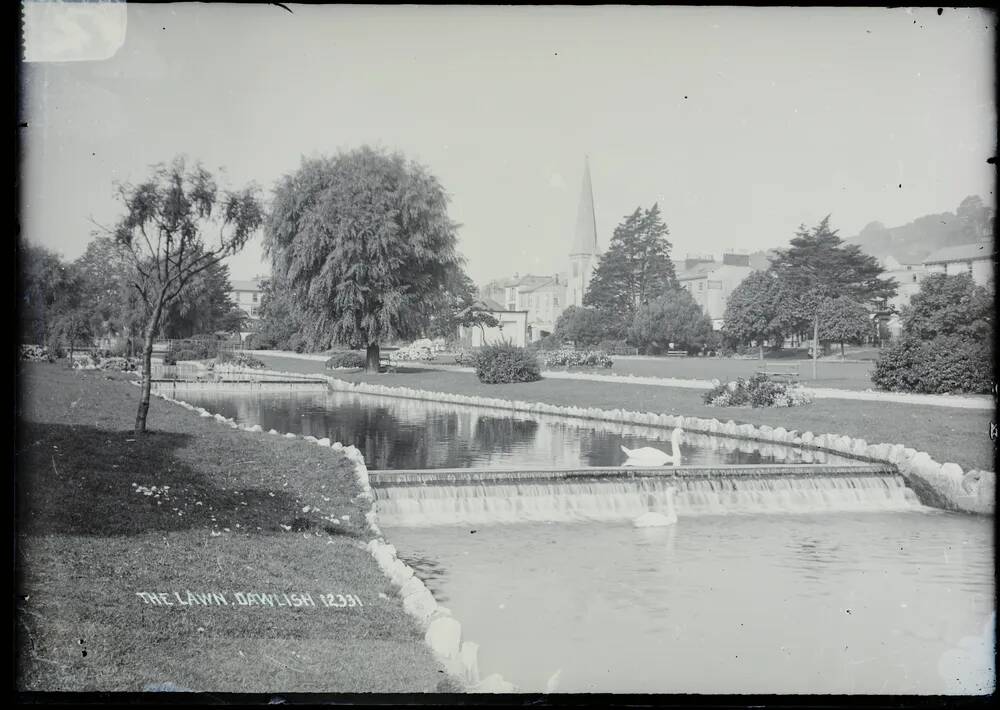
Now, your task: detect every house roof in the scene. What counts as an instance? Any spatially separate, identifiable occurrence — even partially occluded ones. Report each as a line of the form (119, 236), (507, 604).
(517, 275), (561, 292)
(231, 279), (263, 292)
(677, 263), (753, 282)
(677, 262), (722, 280)
(923, 242), (994, 265)
(474, 296), (506, 311)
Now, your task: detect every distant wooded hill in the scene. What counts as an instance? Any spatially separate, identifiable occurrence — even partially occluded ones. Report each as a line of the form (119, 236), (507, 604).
(843, 195), (993, 265)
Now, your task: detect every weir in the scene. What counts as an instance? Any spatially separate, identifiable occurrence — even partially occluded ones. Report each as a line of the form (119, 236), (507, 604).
(370, 464), (923, 526)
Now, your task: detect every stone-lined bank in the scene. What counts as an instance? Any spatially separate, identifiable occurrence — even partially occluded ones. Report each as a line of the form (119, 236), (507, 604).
(197, 367), (994, 516)
(145, 381), (515, 693)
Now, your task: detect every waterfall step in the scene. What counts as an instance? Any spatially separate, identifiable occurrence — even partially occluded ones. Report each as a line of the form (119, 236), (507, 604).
(369, 463), (896, 488)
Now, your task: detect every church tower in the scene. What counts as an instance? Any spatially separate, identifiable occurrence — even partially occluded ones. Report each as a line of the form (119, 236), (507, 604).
(567, 156), (598, 308)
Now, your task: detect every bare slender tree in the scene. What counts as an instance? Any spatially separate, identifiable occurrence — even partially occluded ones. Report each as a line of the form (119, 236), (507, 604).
(108, 157), (264, 434)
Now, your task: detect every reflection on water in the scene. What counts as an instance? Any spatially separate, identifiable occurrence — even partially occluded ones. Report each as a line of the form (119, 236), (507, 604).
(177, 389), (851, 470)
(387, 512), (995, 694)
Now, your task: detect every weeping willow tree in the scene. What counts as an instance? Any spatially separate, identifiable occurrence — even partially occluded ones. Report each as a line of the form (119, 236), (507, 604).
(263, 147), (463, 371)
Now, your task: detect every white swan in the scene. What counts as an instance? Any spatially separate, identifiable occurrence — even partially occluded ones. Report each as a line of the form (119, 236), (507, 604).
(620, 428), (683, 467)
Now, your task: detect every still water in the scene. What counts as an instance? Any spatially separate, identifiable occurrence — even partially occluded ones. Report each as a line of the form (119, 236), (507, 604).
(176, 388), (853, 470)
(176, 388), (994, 693)
(385, 513), (994, 694)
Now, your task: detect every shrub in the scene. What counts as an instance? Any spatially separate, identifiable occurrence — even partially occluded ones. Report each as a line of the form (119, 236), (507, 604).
(702, 373), (813, 408)
(540, 348), (614, 369)
(453, 350), (472, 366)
(872, 335), (992, 394)
(325, 351), (366, 369)
(471, 343), (541, 384)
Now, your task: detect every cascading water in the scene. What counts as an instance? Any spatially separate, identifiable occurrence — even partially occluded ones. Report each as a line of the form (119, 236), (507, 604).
(374, 472), (922, 526)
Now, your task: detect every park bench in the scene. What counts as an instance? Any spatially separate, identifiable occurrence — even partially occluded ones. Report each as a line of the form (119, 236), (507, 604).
(379, 352), (396, 374)
(755, 362), (800, 383)
(666, 350), (687, 358)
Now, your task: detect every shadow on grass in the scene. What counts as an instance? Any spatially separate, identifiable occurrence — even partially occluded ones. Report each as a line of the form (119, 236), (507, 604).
(17, 422), (361, 539)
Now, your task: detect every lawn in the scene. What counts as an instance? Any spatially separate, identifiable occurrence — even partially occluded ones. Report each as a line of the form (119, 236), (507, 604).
(256, 354), (995, 472)
(608, 356), (876, 391)
(15, 362), (457, 693)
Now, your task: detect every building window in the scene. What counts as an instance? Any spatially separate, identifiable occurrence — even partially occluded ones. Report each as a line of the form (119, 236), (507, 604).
(707, 281), (722, 290)
(912, 274), (917, 282)
(252, 293), (259, 303)
(553, 296), (559, 307)
(698, 282), (703, 291)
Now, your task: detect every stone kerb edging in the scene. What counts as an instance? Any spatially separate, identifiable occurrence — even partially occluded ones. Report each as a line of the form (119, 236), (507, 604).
(140, 381), (514, 693)
(218, 366), (993, 516)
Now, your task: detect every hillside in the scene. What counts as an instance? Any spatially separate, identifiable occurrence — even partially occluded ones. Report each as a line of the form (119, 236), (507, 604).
(843, 195), (992, 265)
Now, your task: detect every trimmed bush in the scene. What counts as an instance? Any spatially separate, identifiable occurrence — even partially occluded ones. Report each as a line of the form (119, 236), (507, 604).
(325, 351), (366, 369)
(872, 335), (992, 394)
(471, 343), (541, 384)
(703, 373), (813, 408)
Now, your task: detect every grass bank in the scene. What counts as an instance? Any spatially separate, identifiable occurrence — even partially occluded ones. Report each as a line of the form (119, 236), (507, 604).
(256, 354), (994, 472)
(16, 362), (457, 693)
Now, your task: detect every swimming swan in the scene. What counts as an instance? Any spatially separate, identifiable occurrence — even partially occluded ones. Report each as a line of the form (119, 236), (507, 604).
(620, 428), (683, 467)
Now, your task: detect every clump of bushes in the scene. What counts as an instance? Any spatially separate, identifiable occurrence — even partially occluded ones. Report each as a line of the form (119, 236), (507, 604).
(216, 351), (266, 369)
(872, 336), (992, 394)
(325, 351), (366, 369)
(703, 373), (813, 408)
(471, 343), (541, 384)
(540, 348), (614, 369)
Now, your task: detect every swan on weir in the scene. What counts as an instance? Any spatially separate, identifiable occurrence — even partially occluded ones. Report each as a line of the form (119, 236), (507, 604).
(620, 427), (684, 467)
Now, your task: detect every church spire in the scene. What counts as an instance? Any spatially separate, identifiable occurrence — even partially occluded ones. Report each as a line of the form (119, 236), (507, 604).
(570, 156), (597, 257)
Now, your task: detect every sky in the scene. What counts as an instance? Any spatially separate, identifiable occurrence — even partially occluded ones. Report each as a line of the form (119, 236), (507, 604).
(20, 4), (996, 285)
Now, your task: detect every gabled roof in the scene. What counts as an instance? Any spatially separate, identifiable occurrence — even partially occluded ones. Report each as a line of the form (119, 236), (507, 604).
(923, 242), (994, 265)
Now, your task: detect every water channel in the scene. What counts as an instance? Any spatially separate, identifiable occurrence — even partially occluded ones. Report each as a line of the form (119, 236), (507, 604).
(176, 387), (995, 694)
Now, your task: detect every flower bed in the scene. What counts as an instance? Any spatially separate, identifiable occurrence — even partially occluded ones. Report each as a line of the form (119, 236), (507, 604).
(216, 351), (266, 369)
(325, 351), (366, 369)
(19, 345), (52, 362)
(703, 373), (813, 408)
(540, 349), (614, 369)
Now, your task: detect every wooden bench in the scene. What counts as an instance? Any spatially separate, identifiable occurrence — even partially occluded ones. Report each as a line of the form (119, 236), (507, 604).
(666, 350), (687, 358)
(755, 362), (800, 383)
(379, 353), (396, 373)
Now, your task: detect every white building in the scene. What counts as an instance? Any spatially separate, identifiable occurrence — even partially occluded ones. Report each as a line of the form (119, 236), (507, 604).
(676, 254), (753, 330)
(457, 298), (529, 348)
(922, 241), (995, 289)
(230, 278), (264, 321)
